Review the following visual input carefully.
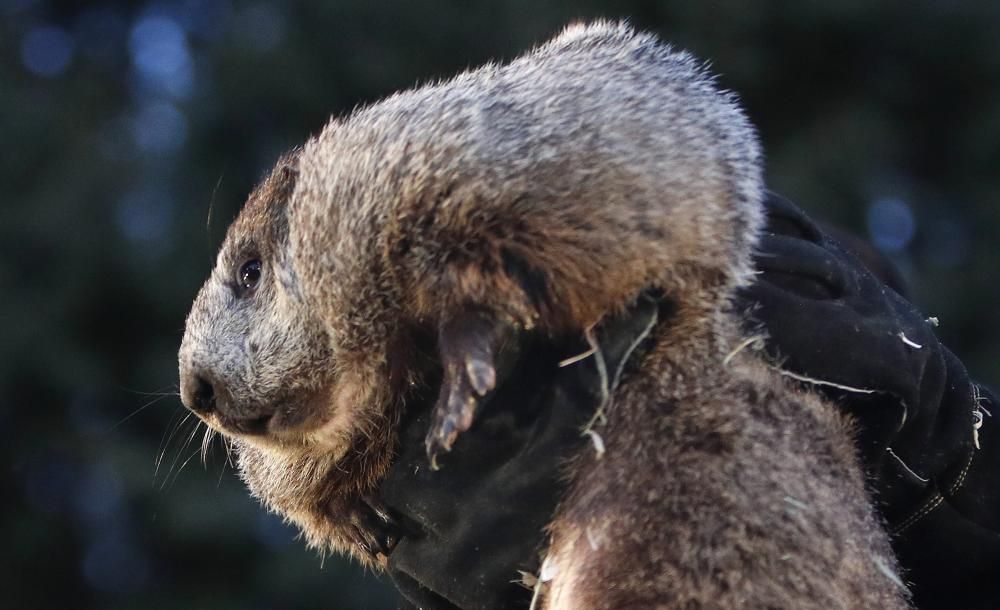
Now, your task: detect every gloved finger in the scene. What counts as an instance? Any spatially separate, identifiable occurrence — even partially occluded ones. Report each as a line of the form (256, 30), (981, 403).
(762, 191), (825, 242)
(887, 347), (973, 484)
(752, 233), (847, 299)
(740, 265), (935, 415)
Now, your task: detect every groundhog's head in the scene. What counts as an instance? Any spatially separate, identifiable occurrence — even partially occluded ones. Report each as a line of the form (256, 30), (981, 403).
(178, 150), (353, 453)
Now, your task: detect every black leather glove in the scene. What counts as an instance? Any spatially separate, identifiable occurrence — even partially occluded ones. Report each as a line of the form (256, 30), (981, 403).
(740, 193), (980, 517)
(382, 295), (660, 609)
(379, 193), (998, 610)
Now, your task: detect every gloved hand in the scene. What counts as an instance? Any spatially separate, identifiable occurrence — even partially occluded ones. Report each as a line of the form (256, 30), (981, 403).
(382, 295), (660, 609)
(378, 192), (998, 610)
(739, 193), (981, 521)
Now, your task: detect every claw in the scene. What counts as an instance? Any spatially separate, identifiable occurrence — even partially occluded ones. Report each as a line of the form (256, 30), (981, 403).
(466, 358), (497, 396)
(346, 496), (401, 559)
(425, 307), (514, 467)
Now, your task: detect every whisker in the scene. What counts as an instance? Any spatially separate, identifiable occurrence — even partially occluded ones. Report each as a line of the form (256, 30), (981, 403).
(216, 436), (236, 488)
(224, 436), (235, 469)
(109, 393), (176, 432)
(170, 420), (213, 490)
(159, 416), (201, 490)
(200, 426), (217, 466)
(119, 384), (181, 397)
(206, 170), (225, 262)
(217, 445), (229, 488)
(166, 445), (206, 491)
(154, 410), (193, 481)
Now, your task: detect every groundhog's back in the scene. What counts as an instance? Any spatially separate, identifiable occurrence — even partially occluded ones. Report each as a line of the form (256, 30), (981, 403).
(287, 22), (764, 357)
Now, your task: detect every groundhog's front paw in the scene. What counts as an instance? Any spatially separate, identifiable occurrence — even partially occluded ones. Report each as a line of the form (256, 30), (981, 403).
(426, 307), (516, 468)
(344, 496), (401, 560)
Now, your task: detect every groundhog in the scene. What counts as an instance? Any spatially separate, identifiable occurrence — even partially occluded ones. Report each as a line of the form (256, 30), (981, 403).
(178, 21), (909, 608)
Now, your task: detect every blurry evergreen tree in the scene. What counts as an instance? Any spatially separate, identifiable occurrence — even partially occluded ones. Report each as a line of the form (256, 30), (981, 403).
(1, 1), (997, 608)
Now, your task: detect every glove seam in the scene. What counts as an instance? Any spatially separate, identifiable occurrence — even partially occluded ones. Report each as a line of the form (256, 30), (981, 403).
(945, 445), (976, 497)
(890, 491), (944, 536)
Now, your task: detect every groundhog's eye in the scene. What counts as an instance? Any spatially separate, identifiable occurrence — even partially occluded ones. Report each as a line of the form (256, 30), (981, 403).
(237, 259), (262, 294)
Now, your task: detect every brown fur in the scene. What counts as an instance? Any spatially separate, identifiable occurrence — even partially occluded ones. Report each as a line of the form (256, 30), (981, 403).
(179, 21), (908, 608)
(544, 310), (905, 608)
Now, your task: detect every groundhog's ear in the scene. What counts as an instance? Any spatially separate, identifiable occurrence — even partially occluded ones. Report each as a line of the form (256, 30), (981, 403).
(276, 165), (299, 198)
(278, 163), (299, 183)
(275, 148), (302, 194)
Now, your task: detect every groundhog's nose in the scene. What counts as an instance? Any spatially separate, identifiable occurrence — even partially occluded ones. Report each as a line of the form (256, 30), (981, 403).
(179, 368), (273, 435)
(180, 370), (217, 414)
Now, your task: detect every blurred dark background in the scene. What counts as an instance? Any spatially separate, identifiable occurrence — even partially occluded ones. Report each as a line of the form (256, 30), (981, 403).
(2, 1), (998, 608)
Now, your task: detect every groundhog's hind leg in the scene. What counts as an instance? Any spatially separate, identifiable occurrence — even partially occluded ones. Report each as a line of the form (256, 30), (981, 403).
(425, 307), (518, 466)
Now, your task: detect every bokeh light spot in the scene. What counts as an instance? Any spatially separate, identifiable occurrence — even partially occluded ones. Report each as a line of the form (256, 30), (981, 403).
(129, 15), (193, 99)
(867, 197), (916, 252)
(21, 25), (75, 78)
